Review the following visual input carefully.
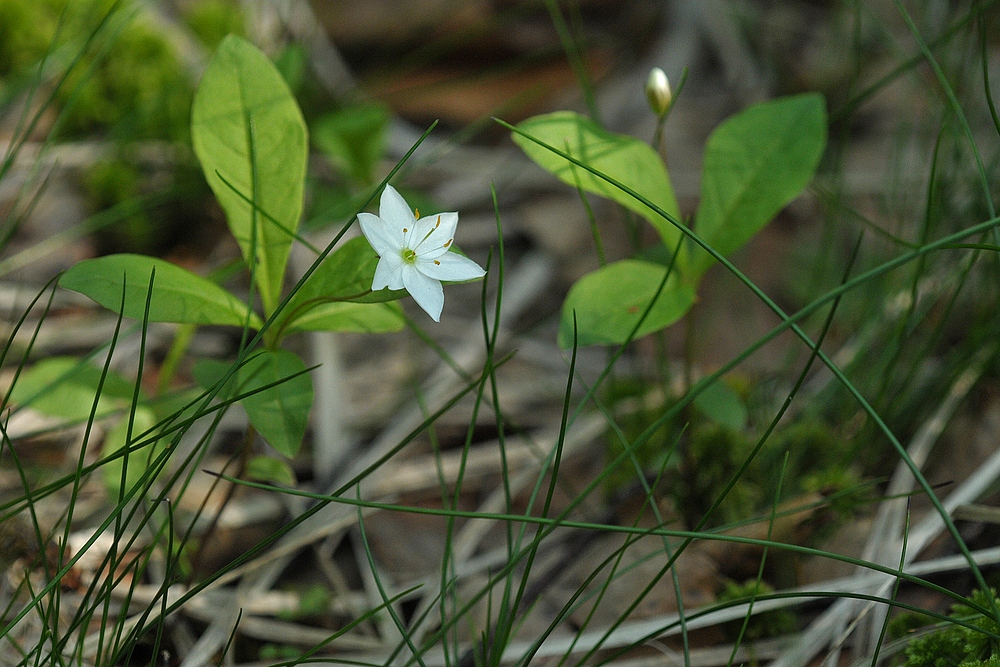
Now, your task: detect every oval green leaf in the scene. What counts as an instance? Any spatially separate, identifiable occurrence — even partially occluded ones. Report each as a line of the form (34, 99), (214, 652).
(192, 35), (308, 316)
(194, 350), (312, 458)
(246, 454), (297, 487)
(559, 260), (696, 348)
(275, 236), (406, 337)
(513, 111), (681, 250)
(283, 237), (392, 306)
(691, 93), (826, 277)
(693, 379), (748, 431)
(286, 301), (404, 334)
(10, 356), (138, 422)
(60, 254), (262, 328)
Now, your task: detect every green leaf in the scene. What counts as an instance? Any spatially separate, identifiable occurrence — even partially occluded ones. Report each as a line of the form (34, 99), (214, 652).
(61, 254), (262, 328)
(286, 301), (404, 334)
(691, 93), (826, 277)
(276, 236), (405, 336)
(558, 260), (696, 348)
(246, 454), (297, 486)
(693, 380), (748, 431)
(286, 237), (394, 305)
(191, 35), (308, 316)
(312, 103), (390, 184)
(513, 111), (681, 249)
(193, 350), (312, 457)
(10, 357), (138, 422)
(102, 407), (163, 498)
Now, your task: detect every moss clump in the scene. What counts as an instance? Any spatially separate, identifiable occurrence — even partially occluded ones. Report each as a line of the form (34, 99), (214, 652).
(0, 0), (67, 74)
(717, 579), (797, 642)
(182, 0), (244, 51)
(901, 590), (1000, 667)
(81, 153), (215, 255)
(0, 0), (193, 141)
(58, 18), (192, 140)
(681, 423), (761, 527)
(676, 419), (859, 531)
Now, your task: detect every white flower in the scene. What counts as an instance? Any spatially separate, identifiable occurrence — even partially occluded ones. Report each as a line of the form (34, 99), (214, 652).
(358, 185), (486, 322)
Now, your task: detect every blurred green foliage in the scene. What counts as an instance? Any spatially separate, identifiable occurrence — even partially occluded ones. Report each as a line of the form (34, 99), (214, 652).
(0, 0), (253, 253)
(0, 0), (194, 140)
(59, 18), (191, 140)
(0, 0), (67, 74)
(305, 101), (392, 229)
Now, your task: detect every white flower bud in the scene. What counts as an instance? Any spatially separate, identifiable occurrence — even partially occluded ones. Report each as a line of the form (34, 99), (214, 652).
(645, 67), (672, 117)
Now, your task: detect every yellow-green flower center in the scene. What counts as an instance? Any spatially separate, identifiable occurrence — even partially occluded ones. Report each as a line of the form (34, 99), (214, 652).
(401, 248), (417, 263)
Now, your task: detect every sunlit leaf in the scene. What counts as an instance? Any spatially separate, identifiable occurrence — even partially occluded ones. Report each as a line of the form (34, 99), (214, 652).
(690, 93), (826, 277)
(559, 260), (695, 348)
(191, 35), (308, 316)
(61, 254), (261, 328)
(513, 111), (682, 250)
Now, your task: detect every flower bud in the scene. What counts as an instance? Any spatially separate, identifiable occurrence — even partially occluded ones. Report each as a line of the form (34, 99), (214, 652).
(645, 67), (672, 117)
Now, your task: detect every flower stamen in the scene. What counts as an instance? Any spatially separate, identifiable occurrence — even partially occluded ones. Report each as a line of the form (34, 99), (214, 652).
(414, 218), (442, 251)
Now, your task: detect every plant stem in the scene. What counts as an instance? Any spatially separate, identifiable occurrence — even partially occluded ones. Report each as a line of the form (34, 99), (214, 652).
(186, 424), (255, 580)
(156, 323), (196, 396)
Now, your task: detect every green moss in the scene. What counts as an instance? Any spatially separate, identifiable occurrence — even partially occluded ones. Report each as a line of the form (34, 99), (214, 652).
(182, 0), (243, 51)
(0, 0), (193, 140)
(717, 579), (797, 641)
(84, 158), (140, 206)
(901, 590), (1000, 666)
(601, 378), (679, 496)
(888, 611), (936, 642)
(0, 0), (66, 75)
(258, 644), (301, 661)
(58, 18), (192, 140)
(682, 423), (762, 527)
(668, 417), (860, 531)
(275, 584), (331, 621)
(81, 154), (213, 255)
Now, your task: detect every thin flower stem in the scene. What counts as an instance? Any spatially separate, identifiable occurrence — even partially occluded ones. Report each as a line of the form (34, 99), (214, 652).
(652, 116), (666, 155)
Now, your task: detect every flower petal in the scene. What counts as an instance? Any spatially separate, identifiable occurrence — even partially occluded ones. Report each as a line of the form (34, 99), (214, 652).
(417, 251), (486, 282)
(372, 253), (406, 291)
(379, 185), (416, 234)
(402, 266), (444, 321)
(358, 212), (401, 257)
(405, 213), (437, 251)
(412, 212), (459, 259)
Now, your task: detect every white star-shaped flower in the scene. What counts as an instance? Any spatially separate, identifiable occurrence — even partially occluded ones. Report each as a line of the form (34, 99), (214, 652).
(358, 185), (486, 322)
